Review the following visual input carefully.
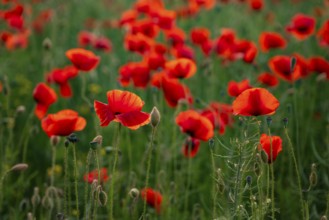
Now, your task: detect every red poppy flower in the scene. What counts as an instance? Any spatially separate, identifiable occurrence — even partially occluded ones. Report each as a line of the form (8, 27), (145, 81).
(309, 56), (329, 79)
(227, 79), (252, 97)
(83, 168), (109, 184)
(232, 88), (280, 116)
(233, 40), (258, 63)
(171, 44), (195, 60)
(317, 20), (329, 47)
(5, 32), (29, 50)
(66, 48), (100, 71)
(200, 102), (233, 135)
(141, 188), (162, 214)
(165, 27), (186, 48)
(257, 73), (279, 87)
(268, 55), (302, 82)
(94, 90), (150, 129)
(286, 14), (315, 40)
(119, 9), (138, 27)
(176, 110), (214, 141)
(134, 0), (164, 14)
(249, 0), (263, 11)
(215, 28), (236, 58)
(41, 109), (86, 137)
(124, 33), (154, 54)
(259, 32), (287, 52)
(130, 19), (159, 39)
(7, 15), (24, 30)
(200, 40), (214, 56)
(182, 137), (200, 158)
(144, 52), (166, 70)
(93, 36), (112, 52)
(165, 58), (196, 79)
(161, 76), (193, 107)
(150, 9), (176, 30)
(150, 71), (166, 88)
(293, 53), (310, 78)
(33, 83), (57, 119)
(190, 27), (210, 46)
(77, 31), (96, 47)
(259, 133), (282, 163)
(118, 61), (150, 88)
(189, 0), (215, 9)
(46, 66), (79, 98)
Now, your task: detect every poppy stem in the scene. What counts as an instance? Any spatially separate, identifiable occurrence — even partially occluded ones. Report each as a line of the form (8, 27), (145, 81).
(84, 149), (93, 218)
(72, 143), (80, 218)
(284, 127), (305, 220)
(184, 139), (193, 218)
(0, 170), (9, 213)
(50, 145), (56, 186)
(80, 74), (92, 109)
(267, 128), (275, 219)
(142, 127), (157, 218)
(210, 147), (217, 219)
(109, 123), (121, 220)
(64, 144), (69, 216)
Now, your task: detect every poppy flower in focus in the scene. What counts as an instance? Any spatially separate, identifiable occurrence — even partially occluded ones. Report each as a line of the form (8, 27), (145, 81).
(66, 48), (100, 71)
(118, 61), (150, 88)
(182, 137), (200, 158)
(33, 83), (57, 119)
(286, 14), (315, 40)
(257, 73), (279, 87)
(176, 110), (214, 141)
(190, 27), (210, 46)
(268, 55), (302, 82)
(227, 79), (252, 97)
(161, 76), (193, 107)
(309, 56), (329, 79)
(47, 66), (79, 97)
(141, 188), (162, 214)
(83, 168), (109, 184)
(259, 133), (282, 163)
(259, 32), (286, 52)
(165, 58), (196, 79)
(41, 109), (86, 137)
(94, 90), (150, 129)
(200, 102), (233, 135)
(317, 20), (329, 47)
(232, 88), (280, 116)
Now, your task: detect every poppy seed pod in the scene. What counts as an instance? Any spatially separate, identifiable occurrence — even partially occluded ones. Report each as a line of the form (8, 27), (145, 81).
(50, 136), (60, 147)
(150, 107), (160, 128)
(42, 38), (52, 50)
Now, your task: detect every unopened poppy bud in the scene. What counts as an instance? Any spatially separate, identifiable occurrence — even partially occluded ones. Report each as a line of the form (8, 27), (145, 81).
(150, 107), (160, 128)
(27, 213), (33, 220)
(31, 187), (41, 207)
(10, 163), (28, 172)
(283, 118), (288, 128)
(290, 56), (296, 73)
(43, 38), (52, 50)
(209, 138), (215, 150)
(91, 135), (103, 146)
(98, 190), (108, 206)
(67, 133), (78, 143)
(129, 188), (140, 199)
(16, 105), (26, 114)
(50, 136), (60, 147)
(320, 216), (327, 220)
(266, 117), (272, 127)
(246, 176), (252, 186)
(64, 140), (70, 148)
(309, 163), (317, 187)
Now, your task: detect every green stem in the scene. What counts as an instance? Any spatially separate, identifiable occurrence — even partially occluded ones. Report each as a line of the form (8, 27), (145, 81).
(109, 123), (121, 220)
(210, 148), (217, 219)
(84, 149), (93, 218)
(72, 143), (80, 218)
(64, 146), (69, 216)
(81, 74), (92, 109)
(142, 127), (157, 218)
(0, 171), (9, 213)
(51, 145), (56, 186)
(284, 128), (305, 220)
(267, 128), (275, 219)
(184, 139), (193, 218)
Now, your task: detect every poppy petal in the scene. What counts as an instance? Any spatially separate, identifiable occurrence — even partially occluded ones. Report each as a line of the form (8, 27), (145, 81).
(59, 83), (72, 98)
(115, 111), (150, 130)
(94, 100), (115, 126)
(35, 104), (48, 119)
(107, 90), (144, 114)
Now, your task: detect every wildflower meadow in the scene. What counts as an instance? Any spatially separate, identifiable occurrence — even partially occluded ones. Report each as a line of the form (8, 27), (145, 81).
(0, 0), (328, 219)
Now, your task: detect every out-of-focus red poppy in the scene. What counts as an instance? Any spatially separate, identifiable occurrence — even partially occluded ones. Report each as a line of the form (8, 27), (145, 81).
(150, 9), (176, 30)
(130, 19), (159, 39)
(94, 90), (150, 129)
(32, 9), (53, 33)
(134, 0), (164, 15)
(232, 88), (279, 116)
(165, 27), (186, 48)
(119, 9), (138, 27)
(7, 15), (24, 30)
(41, 110), (86, 137)
(259, 133), (282, 163)
(165, 58), (196, 79)
(259, 32), (286, 52)
(47, 66), (79, 98)
(190, 27), (210, 46)
(153, 43), (167, 55)
(227, 79), (252, 97)
(249, 0), (263, 11)
(93, 36), (112, 52)
(3, 4), (23, 19)
(150, 70), (166, 88)
(215, 28), (236, 58)
(5, 31), (29, 50)
(189, 0), (215, 9)
(293, 53), (310, 78)
(118, 61), (150, 88)
(286, 13), (315, 40)
(233, 40), (258, 63)
(83, 168), (109, 184)
(33, 83), (57, 119)
(0, 31), (12, 43)
(66, 48), (100, 71)
(257, 73), (279, 87)
(200, 102), (233, 135)
(200, 40), (214, 56)
(141, 188), (162, 214)
(161, 76), (193, 107)
(268, 55), (302, 82)
(77, 31), (96, 47)
(144, 51), (166, 70)
(309, 56), (329, 79)
(175, 2), (199, 18)
(182, 137), (200, 158)
(124, 33), (154, 54)
(171, 44), (195, 60)
(176, 110), (214, 141)
(317, 20), (329, 47)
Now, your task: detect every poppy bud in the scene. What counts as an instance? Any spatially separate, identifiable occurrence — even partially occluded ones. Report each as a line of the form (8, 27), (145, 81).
(66, 133), (78, 143)
(209, 138), (215, 150)
(246, 176), (252, 186)
(266, 116), (272, 127)
(320, 216), (327, 220)
(31, 187), (41, 208)
(27, 213), (33, 220)
(129, 188), (140, 199)
(43, 38), (52, 50)
(283, 118), (288, 128)
(10, 163), (28, 172)
(150, 107), (161, 128)
(64, 140), (70, 148)
(309, 163), (317, 187)
(16, 105), (26, 114)
(50, 136), (60, 147)
(90, 135), (103, 150)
